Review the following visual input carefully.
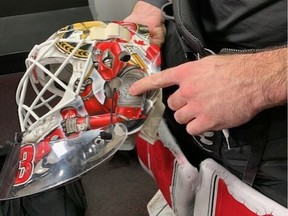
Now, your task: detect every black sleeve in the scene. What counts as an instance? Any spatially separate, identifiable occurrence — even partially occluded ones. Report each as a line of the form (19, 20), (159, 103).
(141, 0), (168, 8)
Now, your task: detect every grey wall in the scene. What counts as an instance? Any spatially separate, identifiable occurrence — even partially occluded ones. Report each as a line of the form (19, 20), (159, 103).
(0, 1), (93, 75)
(88, 0), (137, 21)
(0, 0), (87, 17)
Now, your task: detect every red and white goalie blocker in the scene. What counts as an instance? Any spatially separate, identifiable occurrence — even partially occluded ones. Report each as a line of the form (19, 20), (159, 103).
(137, 118), (287, 216)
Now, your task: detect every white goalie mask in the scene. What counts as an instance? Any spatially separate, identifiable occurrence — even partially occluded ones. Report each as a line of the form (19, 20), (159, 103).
(0, 21), (161, 200)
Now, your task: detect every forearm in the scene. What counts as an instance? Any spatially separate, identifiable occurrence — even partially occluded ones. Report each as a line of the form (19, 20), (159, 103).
(218, 48), (287, 115)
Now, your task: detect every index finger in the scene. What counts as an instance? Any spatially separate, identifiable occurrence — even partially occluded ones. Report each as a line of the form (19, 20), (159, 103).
(129, 68), (178, 95)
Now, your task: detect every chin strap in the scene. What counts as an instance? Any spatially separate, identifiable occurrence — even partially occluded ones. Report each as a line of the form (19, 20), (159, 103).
(89, 22), (131, 41)
(138, 89), (165, 144)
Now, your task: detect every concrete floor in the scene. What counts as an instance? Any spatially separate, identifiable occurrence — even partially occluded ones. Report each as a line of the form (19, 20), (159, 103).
(82, 150), (157, 216)
(0, 72), (158, 216)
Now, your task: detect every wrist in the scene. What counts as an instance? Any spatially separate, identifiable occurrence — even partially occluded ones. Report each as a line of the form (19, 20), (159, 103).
(259, 48), (287, 108)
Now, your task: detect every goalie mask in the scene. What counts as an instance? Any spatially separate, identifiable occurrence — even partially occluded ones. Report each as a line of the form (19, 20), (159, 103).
(0, 21), (161, 200)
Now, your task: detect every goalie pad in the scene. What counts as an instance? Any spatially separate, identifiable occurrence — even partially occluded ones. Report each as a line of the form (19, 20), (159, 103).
(136, 120), (287, 216)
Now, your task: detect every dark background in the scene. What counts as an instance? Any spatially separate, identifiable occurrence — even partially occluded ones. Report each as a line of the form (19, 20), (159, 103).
(0, 0), (93, 75)
(0, 0), (87, 17)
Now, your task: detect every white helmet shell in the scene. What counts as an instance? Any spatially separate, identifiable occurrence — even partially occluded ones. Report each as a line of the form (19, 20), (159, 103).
(0, 21), (161, 200)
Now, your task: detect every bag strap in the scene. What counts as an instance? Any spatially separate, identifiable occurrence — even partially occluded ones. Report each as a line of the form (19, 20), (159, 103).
(242, 124), (269, 186)
(162, 0), (213, 59)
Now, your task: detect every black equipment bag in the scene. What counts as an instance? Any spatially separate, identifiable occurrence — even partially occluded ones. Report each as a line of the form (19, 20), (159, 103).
(161, 0), (287, 207)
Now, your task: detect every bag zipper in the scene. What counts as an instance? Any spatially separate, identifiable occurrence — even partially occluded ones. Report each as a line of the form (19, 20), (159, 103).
(171, 1), (209, 58)
(220, 44), (287, 54)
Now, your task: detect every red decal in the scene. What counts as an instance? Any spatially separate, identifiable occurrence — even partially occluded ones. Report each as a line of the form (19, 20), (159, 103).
(15, 144), (35, 186)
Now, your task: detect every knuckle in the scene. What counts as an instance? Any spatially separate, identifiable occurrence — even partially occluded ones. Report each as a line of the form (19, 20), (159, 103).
(179, 85), (191, 98)
(151, 74), (163, 87)
(186, 124), (199, 136)
(174, 111), (185, 124)
(167, 96), (176, 110)
(151, 69), (177, 87)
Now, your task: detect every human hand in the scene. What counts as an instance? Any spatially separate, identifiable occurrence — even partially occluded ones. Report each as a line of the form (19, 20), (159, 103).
(124, 1), (166, 46)
(129, 49), (287, 135)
